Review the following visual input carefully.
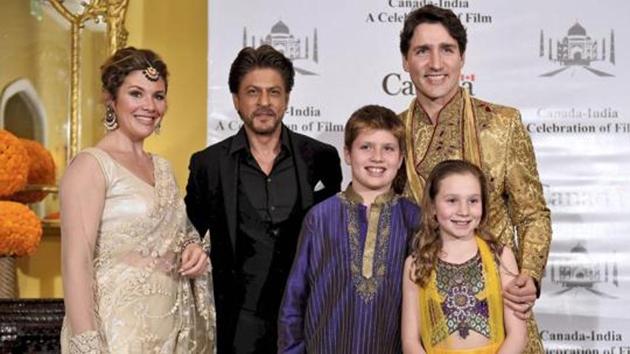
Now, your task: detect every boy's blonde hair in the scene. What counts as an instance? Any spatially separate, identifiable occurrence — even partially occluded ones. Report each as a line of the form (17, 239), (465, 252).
(344, 105), (405, 152)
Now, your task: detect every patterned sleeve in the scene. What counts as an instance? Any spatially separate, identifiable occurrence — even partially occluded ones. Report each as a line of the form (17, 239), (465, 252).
(504, 111), (553, 282)
(60, 151), (107, 348)
(68, 330), (101, 354)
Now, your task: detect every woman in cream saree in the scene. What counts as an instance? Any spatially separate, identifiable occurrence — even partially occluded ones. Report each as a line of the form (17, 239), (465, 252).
(59, 47), (215, 353)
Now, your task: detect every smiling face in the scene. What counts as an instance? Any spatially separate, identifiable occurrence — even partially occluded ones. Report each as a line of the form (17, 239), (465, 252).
(109, 70), (167, 140)
(232, 68), (288, 136)
(344, 128), (403, 197)
(432, 172), (482, 241)
(403, 22), (464, 109)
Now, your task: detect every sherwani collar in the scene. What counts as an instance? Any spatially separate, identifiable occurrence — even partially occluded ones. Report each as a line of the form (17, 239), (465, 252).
(403, 87), (481, 204)
(413, 88), (464, 126)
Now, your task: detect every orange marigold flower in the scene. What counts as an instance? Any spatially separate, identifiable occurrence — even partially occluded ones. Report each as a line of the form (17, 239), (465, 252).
(10, 138), (57, 203)
(0, 130), (28, 198)
(0, 201), (42, 256)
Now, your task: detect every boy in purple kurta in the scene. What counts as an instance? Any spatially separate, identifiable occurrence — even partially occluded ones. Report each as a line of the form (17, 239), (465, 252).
(278, 105), (420, 354)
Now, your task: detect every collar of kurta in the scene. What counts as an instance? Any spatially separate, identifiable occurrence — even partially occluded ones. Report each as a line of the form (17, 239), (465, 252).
(403, 87), (482, 204)
(342, 183), (396, 206)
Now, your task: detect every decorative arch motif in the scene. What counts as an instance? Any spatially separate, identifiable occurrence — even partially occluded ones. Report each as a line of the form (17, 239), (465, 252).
(0, 78), (48, 145)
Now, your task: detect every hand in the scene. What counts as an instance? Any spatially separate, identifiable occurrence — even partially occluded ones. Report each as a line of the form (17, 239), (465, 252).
(503, 272), (537, 320)
(179, 243), (209, 278)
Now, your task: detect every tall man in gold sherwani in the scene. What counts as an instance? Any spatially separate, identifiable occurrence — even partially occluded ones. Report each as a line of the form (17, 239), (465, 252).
(398, 5), (551, 353)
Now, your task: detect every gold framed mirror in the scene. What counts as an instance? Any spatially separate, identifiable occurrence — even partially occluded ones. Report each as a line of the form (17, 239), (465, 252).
(0, 0), (130, 299)
(1, 0), (129, 233)
(0, 0), (128, 230)
(47, 0), (129, 161)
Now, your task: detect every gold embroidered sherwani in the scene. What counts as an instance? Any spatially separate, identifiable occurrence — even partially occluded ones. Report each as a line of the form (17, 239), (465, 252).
(401, 88), (551, 353)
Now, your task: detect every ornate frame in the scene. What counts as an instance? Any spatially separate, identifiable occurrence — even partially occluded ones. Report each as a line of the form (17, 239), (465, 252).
(47, 0), (129, 161)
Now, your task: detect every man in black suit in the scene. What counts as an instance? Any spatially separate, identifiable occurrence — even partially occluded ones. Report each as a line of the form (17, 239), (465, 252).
(185, 45), (342, 354)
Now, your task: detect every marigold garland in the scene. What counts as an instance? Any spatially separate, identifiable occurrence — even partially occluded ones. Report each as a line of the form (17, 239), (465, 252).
(0, 130), (28, 198)
(10, 138), (56, 203)
(0, 201), (42, 257)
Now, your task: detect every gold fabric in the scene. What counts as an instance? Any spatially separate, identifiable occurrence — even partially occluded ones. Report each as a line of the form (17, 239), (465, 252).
(461, 88), (482, 167)
(418, 237), (504, 353)
(342, 186), (396, 302)
(60, 148), (215, 353)
(403, 88), (481, 203)
(402, 89), (550, 353)
(429, 342), (500, 354)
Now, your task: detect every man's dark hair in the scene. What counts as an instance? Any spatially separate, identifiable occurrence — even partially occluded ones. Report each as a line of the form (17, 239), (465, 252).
(399, 5), (467, 56)
(228, 45), (295, 94)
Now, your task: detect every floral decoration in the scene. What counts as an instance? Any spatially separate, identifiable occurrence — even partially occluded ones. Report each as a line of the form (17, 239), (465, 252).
(0, 130), (28, 198)
(0, 201), (43, 256)
(10, 138), (56, 203)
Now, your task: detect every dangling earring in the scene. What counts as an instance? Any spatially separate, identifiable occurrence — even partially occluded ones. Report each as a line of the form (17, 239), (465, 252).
(104, 105), (118, 130)
(154, 120), (162, 135)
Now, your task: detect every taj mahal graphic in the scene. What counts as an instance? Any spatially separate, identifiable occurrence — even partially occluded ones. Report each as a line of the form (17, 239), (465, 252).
(546, 242), (619, 298)
(539, 22), (615, 77)
(243, 21), (319, 75)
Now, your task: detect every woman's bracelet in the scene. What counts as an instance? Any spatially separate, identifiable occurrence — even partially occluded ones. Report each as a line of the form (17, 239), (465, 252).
(181, 238), (198, 250)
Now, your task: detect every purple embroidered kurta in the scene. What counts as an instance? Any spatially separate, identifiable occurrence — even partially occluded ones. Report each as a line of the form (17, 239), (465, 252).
(278, 189), (420, 354)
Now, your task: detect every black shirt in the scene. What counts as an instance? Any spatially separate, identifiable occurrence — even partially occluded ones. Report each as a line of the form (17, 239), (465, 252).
(230, 127), (300, 315)
(233, 128), (297, 224)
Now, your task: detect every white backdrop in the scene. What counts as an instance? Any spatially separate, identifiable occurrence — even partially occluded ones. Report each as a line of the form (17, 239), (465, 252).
(208, 1), (630, 351)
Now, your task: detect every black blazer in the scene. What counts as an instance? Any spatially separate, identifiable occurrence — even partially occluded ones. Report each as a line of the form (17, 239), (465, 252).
(184, 126), (342, 347)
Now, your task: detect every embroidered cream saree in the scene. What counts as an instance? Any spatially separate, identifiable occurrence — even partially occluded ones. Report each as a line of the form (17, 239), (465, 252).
(60, 148), (215, 353)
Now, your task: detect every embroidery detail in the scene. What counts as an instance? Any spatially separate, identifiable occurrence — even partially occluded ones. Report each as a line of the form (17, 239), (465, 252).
(62, 149), (215, 352)
(413, 93), (465, 180)
(68, 330), (100, 354)
(418, 237), (507, 352)
(341, 192), (398, 303)
(435, 253), (490, 342)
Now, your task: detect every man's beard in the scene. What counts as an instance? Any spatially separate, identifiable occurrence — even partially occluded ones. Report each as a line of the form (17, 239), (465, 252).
(240, 108), (284, 135)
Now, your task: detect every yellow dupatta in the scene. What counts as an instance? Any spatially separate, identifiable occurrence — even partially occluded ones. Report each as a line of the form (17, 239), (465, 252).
(417, 236), (504, 354)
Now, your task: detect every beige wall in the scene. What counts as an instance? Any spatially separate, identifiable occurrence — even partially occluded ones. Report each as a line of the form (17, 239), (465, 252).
(9, 0), (208, 298)
(129, 0), (209, 189)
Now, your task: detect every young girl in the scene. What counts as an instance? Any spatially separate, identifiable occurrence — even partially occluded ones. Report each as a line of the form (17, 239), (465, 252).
(402, 160), (527, 354)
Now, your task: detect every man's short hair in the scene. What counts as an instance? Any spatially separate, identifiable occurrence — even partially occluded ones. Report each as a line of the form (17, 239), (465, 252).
(228, 45), (295, 94)
(399, 5), (467, 56)
(344, 105), (406, 152)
